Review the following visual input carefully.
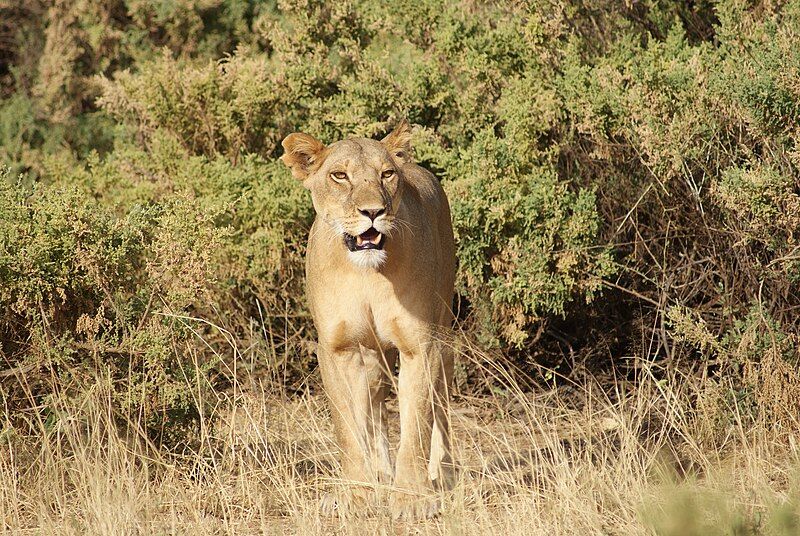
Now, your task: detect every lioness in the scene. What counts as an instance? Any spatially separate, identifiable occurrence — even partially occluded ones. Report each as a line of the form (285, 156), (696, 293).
(280, 121), (456, 520)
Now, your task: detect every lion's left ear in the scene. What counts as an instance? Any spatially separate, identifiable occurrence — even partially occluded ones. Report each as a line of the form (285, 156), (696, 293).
(381, 120), (413, 163)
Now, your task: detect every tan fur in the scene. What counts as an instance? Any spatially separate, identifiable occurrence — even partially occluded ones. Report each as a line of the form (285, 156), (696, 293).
(280, 122), (456, 520)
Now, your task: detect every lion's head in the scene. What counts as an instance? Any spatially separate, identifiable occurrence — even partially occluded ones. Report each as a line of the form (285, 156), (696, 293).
(280, 122), (413, 269)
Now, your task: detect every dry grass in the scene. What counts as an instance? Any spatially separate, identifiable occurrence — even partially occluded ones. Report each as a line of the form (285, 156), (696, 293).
(3, 340), (800, 535)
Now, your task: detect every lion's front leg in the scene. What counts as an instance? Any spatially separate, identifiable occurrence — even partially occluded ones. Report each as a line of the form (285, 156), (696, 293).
(361, 346), (397, 485)
(317, 343), (395, 517)
(317, 345), (374, 516)
(390, 340), (447, 521)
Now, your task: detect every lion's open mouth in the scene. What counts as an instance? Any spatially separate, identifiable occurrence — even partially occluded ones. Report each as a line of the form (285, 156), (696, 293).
(344, 228), (385, 252)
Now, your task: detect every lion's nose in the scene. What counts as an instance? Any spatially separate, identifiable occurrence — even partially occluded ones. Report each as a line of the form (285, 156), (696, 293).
(358, 207), (386, 221)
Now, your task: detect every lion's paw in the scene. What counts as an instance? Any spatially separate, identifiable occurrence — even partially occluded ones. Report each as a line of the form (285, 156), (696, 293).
(320, 487), (374, 518)
(389, 491), (441, 522)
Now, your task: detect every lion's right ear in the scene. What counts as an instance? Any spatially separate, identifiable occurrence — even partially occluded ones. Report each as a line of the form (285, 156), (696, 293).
(280, 133), (326, 180)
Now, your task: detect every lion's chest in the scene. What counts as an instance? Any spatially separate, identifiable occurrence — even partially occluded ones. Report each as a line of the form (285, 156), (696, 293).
(310, 271), (430, 354)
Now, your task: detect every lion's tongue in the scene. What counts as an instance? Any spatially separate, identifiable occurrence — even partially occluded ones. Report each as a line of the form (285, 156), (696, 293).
(356, 228), (381, 247)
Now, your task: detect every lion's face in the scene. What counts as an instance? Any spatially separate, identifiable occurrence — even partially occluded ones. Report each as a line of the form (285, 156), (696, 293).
(307, 139), (401, 268)
(280, 124), (412, 269)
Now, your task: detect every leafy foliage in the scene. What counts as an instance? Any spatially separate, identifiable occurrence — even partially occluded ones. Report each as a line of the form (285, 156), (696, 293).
(3, 0), (800, 446)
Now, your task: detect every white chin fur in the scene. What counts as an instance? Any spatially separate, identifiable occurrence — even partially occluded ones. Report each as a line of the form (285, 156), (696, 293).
(347, 249), (387, 270)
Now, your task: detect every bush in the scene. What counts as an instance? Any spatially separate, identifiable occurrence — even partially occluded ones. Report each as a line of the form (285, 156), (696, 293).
(3, 0), (800, 446)
(0, 145), (314, 448)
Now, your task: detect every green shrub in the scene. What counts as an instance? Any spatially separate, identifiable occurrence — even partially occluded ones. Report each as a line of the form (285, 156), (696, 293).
(0, 149), (312, 448)
(5, 0), (800, 446)
(447, 131), (613, 347)
(0, 175), (228, 447)
(90, 1), (614, 350)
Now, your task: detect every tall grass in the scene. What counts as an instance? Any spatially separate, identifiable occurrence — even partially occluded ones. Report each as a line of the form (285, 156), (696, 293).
(3, 1), (800, 533)
(3, 331), (799, 535)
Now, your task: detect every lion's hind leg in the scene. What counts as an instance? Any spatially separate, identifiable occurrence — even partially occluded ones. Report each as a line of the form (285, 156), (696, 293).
(429, 343), (456, 491)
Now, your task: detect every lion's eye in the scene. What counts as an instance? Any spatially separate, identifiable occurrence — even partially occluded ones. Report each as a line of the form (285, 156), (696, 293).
(381, 169), (395, 179)
(331, 171), (348, 183)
